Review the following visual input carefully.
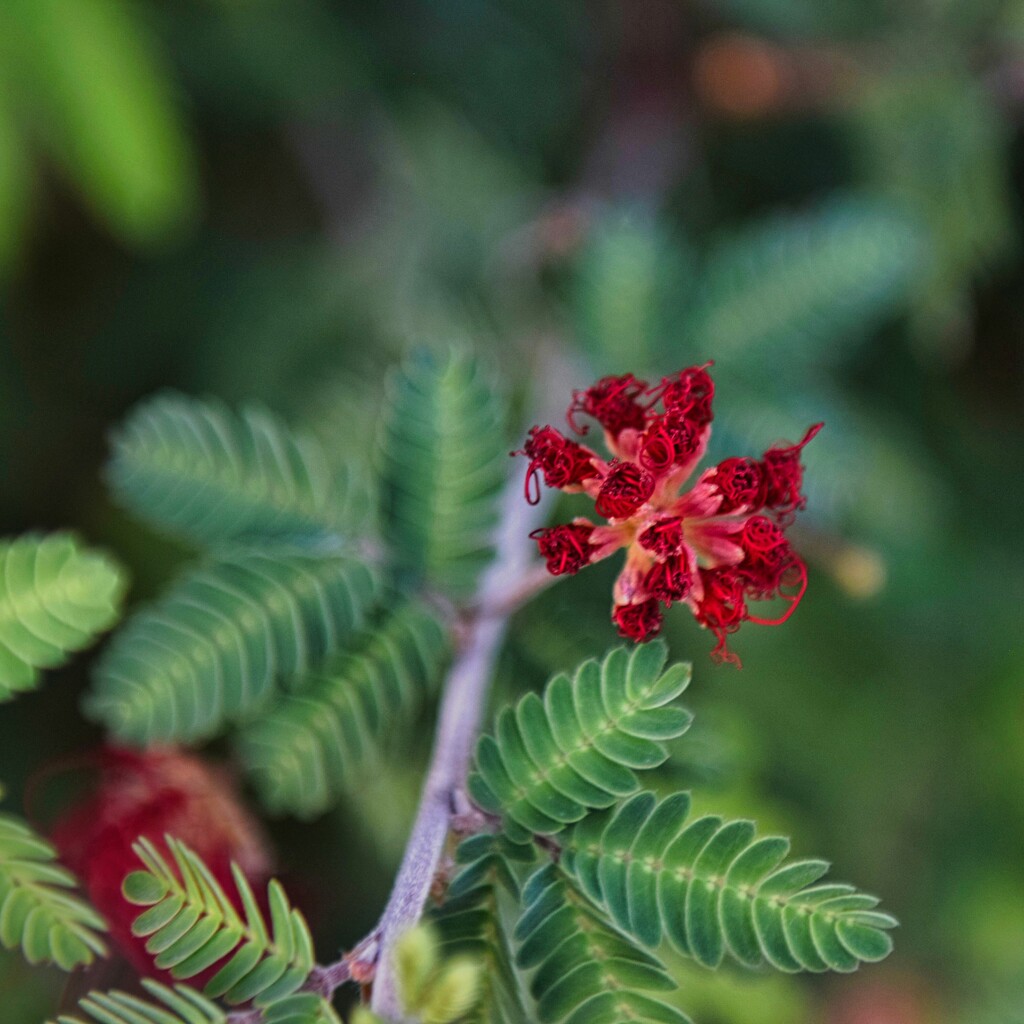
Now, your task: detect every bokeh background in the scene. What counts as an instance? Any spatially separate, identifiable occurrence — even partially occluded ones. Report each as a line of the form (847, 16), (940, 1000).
(1, 1), (1023, 1022)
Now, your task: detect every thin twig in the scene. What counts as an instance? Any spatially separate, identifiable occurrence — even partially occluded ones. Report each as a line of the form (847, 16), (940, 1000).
(368, 349), (573, 1019)
(474, 559), (557, 619)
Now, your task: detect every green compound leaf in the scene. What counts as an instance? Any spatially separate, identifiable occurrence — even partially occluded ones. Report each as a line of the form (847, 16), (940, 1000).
(434, 834), (537, 1024)
(514, 863), (690, 1024)
(468, 642), (692, 841)
(254, 993), (342, 1024)
(107, 391), (371, 547)
(572, 209), (693, 371)
(851, 72), (1014, 349)
(686, 198), (924, 370)
(0, 532), (126, 700)
(377, 348), (506, 597)
(562, 791), (897, 973)
(124, 836), (315, 1006)
(391, 923), (485, 1024)
(52, 980), (225, 1024)
(0, 812), (108, 971)
(238, 598), (450, 819)
(86, 550), (379, 745)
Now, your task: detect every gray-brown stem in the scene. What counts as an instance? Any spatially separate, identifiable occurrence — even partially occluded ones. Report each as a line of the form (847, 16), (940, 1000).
(369, 348), (572, 1019)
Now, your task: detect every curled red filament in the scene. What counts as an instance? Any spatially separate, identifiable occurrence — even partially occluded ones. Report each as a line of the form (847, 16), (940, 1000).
(761, 422), (823, 520)
(567, 374), (648, 437)
(638, 516), (684, 559)
(711, 456), (767, 514)
(530, 523), (596, 576)
(515, 425), (598, 504)
(644, 552), (693, 603)
(595, 462), (655, 519)
(613, 599), (664, 641)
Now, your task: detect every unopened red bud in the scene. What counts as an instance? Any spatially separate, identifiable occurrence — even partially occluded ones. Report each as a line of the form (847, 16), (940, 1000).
(49, 747), (271, 980)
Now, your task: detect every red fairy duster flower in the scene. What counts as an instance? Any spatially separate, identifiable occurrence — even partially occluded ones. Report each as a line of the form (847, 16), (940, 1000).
(49, 747), (271, 980)
(515, 362), (822, 664)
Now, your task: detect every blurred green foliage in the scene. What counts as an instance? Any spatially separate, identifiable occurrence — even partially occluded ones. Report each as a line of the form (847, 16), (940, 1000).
(0, 0), (1022, 1022)
(0, 0), (198, 261)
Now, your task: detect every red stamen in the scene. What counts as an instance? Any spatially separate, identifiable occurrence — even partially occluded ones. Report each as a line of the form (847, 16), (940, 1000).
(761, 422), (823, 521)
(638, 516), (684, 559)
(637, 420), (677, 474)
(595, 462), (655, 519)
(612, 599), (664, 641)
(513, 425), (598, 504)
(644, 552), (692, 603)
(709, 456), (767, 514)
(647, 364), (715, 426)
(747, 557), (807, 625)
(530, 523), (596, 576)
(737, 515), (792, 597)
(694, 566), (747, 665)
(567, 374), (648, 437)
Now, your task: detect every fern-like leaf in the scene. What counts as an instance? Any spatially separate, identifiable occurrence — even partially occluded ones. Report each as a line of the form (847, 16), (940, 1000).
(685, 198), (924, 369)
(57, 984), (339, 1024)
(124, 836), (315, 1006)
(52, 980), (224, 1024)
(107, 391), (370, 546)
(377, 348), (505, 596)
(0, 812), (108, 970)
(468, 643), (692, 842)
(572, 210), (693, 371)
(851, 73), (1013, 348)
(515, 863), (690, 1024)
(259, 993), (343, 1024)
(562, 791), (897, 973)
(238, 599), (449, 818)
(0, 532), (125, 699)
(434, 833), (536, 1024)
(86, 550), (379, 744)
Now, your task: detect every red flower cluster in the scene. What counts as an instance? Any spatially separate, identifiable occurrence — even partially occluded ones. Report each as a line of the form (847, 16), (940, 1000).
(50, 747), (271, 979)
(517, 365), (821, 664)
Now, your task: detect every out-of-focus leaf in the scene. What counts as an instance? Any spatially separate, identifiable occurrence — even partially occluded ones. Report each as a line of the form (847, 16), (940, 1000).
(708, 0), (894, 38)
(685, 198), (925, 371)
(3, 0), (198, 244)
(0, 91), (31, 273)
(162, 0), (358, 119)
(377, 347), (506, 597)
(851, 71), (1015, 354)
(573, 208), (694, 371)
